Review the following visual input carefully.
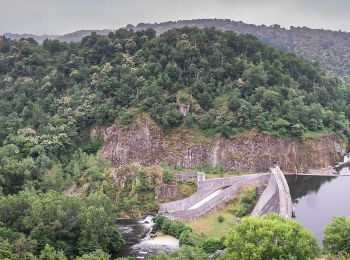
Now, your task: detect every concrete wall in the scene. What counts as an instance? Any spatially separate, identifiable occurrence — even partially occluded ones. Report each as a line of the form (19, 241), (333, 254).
(159, 188), (215, 212)
(273, 166), (293, 217)
(252, 166), (292, 218)
(197, 174), (265, 191)
(159, 173), (267, 213)
(251, 173), (279, 216)
(161, 174), (269, 220)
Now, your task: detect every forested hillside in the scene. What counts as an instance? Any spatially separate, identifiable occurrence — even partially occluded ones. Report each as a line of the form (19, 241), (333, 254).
(6, 19), (350, 82)
(130, 19), (350, 82)
(0, 27), (350, 258)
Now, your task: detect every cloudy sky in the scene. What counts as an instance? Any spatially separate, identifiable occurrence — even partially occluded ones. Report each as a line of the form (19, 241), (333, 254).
(0, 0), (349, 35)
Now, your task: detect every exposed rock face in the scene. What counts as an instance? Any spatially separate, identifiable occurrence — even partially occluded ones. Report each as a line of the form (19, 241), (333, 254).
(155, 184), (180, 200)
(95, 118), (347, 173)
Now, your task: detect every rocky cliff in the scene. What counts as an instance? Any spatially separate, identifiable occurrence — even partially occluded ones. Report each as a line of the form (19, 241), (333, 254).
(93, 118), (347, 173)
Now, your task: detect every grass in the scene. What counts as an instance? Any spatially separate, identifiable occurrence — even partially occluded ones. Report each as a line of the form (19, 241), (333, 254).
(184, 210), (237, 239)
(302, 130), (332, 139)
(183, 186), (258, 239)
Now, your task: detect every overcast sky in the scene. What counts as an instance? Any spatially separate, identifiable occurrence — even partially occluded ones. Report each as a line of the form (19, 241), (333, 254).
(0, 0), (349, 35)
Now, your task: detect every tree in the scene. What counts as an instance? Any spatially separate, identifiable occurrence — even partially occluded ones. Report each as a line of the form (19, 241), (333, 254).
(38, 244), (66, 260)
(0, 190), (124, 259)
(225, 214), (319, 260)
(148, 246), (208, 260)
(324, 216), (350, 255)
(75, 249), (110, 260)
(0, 239), (17, 260)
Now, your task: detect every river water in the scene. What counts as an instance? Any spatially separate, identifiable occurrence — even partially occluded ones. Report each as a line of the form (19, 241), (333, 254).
(114, 216), (179, 259)
(286, 167), (350, 244)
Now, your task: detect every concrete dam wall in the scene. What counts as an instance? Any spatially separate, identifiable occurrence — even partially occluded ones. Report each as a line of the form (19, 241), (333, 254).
(159, 166), (292, 220)
(159, 173), (269, 220)
(251, 166), (293, 218)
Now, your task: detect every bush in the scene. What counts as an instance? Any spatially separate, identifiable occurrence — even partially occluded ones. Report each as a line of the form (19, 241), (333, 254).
(83, 134), (104, 155)
(154, 215), (224, 254)
(230, 187), (257, 217)
(324, 216), (350, 255)
(148, 245), (208, 260)
(76, 249), (110, 260)
(120, 110), (134, 125)
(162, 169), (174, 184)
(153, 215), (192, 239)
(217, 215), (225, 223)
(153, 215), (167, 230)
(179, 230), (203, 247)
(178, 229), (224, 254)
(199, 238), (224, 254)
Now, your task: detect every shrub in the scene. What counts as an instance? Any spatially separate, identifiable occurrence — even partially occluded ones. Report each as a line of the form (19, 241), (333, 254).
(163, 169), (174, 184)
(153, 215), (192, 239)
(179, 230), (203, 247)
(83, 134), (104, 154)
(120, 110), (134, 125)
(199, 238), (224, 254)
(153, 215), (167, 230)
(76, 249), (110, 260)
(217, 215), (225, 223)
(149, 245), (208, 260)
(230, 187), (257, 217)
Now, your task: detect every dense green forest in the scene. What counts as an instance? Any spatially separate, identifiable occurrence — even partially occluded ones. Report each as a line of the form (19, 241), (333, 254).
(1, 27), (350, 258)
(131, 19), (350, 82)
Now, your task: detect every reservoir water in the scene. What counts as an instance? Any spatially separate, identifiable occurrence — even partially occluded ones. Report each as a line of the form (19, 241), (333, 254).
(286, 167), (350, 244)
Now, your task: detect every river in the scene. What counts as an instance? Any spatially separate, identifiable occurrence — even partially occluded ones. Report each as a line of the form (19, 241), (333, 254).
(286, 166), (350, 244)
(114, 216), (179, 259)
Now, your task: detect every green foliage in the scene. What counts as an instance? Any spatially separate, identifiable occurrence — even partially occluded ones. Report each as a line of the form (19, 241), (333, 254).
(38, 244), (66, 260)
(0, 190), (124, 258)
(82, 134), (104, 155)
(0, 239), (18, 260)
(156, 216), (223, 254)
(324, 216), (350, 255)
(225, 213), (320, 260)
(163, 169), (174, 184)
(154, 215), (191, 239)
(230, 187), (257, 217)
(75, 249), (110, 260)
(148, 245), (208, 260)
(178, 230), (224, 254)
(217, 215), (224, 223)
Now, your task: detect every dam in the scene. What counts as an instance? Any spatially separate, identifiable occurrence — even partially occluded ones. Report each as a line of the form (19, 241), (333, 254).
(159, 166), (292, 220)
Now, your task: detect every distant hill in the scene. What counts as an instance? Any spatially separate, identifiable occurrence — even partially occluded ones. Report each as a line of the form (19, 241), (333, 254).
(3, 33), (59, 43)
(4, 29), (112, 43)
(128, 19), (350, 82)
(55, 29), (112, 42)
